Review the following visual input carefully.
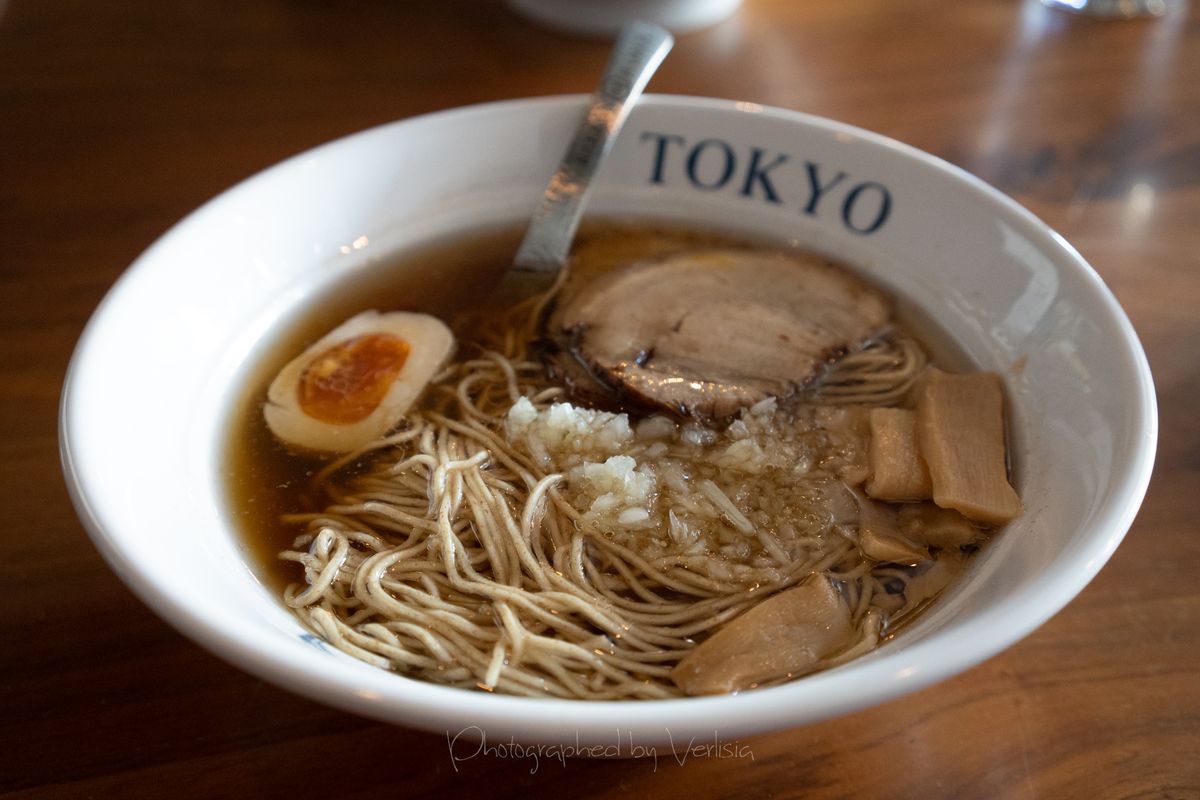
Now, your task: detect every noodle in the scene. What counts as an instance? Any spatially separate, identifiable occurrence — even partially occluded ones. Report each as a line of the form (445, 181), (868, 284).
(278, 298), (935, 699)
(811, 331), (927, 406)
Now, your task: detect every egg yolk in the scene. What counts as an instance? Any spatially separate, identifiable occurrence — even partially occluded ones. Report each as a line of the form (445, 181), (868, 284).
(298, 333), (411, 424)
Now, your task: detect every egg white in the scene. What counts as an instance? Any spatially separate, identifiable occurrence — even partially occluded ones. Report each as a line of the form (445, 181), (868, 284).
(263, 310), (455, 453)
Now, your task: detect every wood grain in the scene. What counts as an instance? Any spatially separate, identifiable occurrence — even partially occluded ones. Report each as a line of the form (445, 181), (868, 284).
(2, 1), (1197, 797)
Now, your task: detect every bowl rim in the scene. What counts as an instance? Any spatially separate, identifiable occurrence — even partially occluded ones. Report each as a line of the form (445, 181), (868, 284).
(59, 93), (1158, 743)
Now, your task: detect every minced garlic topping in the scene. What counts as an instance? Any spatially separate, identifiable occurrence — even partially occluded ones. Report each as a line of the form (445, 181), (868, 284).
(506, 397), (870, 586)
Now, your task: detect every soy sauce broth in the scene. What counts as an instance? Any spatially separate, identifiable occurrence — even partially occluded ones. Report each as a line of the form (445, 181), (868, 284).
(224, 221), (974, 594)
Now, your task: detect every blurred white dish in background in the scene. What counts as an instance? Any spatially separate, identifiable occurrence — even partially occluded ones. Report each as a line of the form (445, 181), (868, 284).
(1040, 0), (1170, 17)
(507, 0), (741, 36)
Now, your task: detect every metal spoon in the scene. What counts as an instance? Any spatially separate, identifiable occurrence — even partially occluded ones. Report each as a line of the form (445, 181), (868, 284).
(499, 21), (674, 300)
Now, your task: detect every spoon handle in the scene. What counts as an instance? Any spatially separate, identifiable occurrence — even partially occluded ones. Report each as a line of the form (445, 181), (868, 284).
(513, 21), (674, 273)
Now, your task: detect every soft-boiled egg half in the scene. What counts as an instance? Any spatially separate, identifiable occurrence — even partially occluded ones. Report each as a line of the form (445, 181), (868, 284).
(264, 310), (455, 453)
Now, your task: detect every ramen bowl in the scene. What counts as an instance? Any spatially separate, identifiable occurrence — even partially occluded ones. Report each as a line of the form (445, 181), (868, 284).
(60, 95), (1156, 748)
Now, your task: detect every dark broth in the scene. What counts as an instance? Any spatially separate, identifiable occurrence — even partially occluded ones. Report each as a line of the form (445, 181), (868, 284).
(225, 221), (974, 594)
(225, 224), (519, 590)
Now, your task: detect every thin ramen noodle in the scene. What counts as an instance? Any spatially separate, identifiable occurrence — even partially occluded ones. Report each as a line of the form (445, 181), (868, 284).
(227, 224), (1020, 699)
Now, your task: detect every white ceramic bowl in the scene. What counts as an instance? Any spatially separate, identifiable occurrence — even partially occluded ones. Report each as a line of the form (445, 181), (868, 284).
(60, 95), (1156, 748)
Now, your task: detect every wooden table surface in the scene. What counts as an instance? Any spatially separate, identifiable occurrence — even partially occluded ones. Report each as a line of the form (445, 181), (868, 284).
(2, 1), (1197, 797)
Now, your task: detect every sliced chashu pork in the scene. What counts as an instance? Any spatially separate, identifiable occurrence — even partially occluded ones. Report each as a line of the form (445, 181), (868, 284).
(548, 248), (890, 417)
